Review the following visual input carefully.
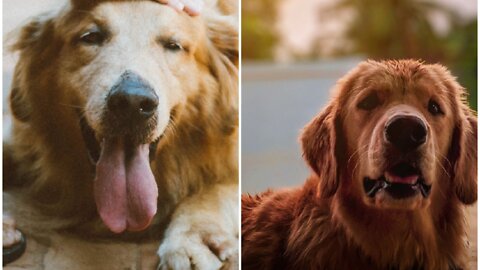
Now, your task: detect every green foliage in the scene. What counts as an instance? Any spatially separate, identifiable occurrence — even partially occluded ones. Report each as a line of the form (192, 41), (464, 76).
(242, 0), (476, 109)
(445, 20), (477, 110)
(242, 0), (279, 60)
(330, 0), (451, 61)
(242, 14), (278, 60)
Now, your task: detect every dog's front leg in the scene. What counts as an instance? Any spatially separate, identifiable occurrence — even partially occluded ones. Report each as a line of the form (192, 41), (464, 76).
(157, 182), (238, 270)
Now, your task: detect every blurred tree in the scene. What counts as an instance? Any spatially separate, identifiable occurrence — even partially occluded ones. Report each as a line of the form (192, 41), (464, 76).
(445, 20), (477, 110)
(321, 0), (476, 109)
(241, 0), (476, 109)
(326, 0), (455, 61)
(242, 0), (279, 60)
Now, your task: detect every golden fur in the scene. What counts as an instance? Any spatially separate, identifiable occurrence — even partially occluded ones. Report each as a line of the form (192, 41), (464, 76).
(242, 60), (477, 270)
(5, 0), (238, 268)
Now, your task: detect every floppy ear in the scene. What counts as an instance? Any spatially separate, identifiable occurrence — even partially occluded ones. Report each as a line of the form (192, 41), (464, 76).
(8, 15), (54, 123)
(10, 85), (31, 122)
(204, 0), (238, 66)
(206, 18), (237, 65)
(428, 63), (477, 204)
(200, 1), (238, 135)
(449, 109), (477, 205)
(301, 103), (343, 198)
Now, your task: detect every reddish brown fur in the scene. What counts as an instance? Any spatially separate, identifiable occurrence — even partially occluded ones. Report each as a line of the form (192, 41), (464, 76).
(242, 60), (477, 270)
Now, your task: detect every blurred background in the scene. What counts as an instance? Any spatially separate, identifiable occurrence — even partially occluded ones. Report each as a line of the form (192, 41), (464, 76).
(242, 0), (477, 194)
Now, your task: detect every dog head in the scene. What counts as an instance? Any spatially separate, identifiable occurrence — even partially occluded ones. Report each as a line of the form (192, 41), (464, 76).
(10, 0), (237, 232)
(301, 60), (476, 210)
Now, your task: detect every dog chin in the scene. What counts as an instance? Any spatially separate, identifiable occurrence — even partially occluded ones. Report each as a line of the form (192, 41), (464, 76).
(362, 175), (432, 210)
(362, 188), (430, 210)
(361, 163), (432, 210)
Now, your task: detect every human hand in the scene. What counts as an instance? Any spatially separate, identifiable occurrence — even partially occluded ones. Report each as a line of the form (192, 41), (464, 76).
(155, 0), (203, 16)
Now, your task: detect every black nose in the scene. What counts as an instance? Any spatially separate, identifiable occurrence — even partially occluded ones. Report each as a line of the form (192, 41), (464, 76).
(385, 115), (427, 150)
(107, 71), (158, 119)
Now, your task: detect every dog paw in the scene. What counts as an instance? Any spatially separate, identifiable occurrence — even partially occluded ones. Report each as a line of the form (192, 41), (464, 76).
(157, 229), (237, 270)
(3, 215), (22, 247)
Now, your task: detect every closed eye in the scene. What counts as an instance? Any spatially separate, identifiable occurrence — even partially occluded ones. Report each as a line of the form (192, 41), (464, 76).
(78, 26), (107, 46)
(357, 92), (381, 111)
(163, 40), (184, 52)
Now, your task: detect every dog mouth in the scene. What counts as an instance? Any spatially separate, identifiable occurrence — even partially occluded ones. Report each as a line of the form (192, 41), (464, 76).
(79, 116), (159, 164)
(363, 162), (432, 199)
(78, 114), (160, 233)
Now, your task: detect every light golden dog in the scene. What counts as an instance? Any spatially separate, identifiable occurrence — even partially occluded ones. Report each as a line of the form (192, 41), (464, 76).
(4, 0), (238, 268)
(242, 60), (477, 270)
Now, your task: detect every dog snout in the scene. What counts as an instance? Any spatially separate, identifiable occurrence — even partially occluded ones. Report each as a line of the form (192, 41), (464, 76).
(107, 71), (159, 120)
(384, 115), (427, 151)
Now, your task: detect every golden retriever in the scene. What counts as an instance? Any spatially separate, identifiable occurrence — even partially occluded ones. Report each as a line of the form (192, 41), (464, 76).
(4, 0), (238, 268)
(242, 60), (477, 270)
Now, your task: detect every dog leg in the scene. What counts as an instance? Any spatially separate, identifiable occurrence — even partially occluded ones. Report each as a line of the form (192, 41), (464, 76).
(157, 182), (238, 270)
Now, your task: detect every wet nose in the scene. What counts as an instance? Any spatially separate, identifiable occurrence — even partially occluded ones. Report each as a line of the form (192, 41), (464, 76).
(385, 115), (427, 151)
(107, 71), (158, 120)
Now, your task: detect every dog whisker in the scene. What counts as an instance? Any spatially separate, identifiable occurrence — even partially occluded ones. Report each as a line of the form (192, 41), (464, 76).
(165, 119), (179, 139)
(71, 9), (95, 16)
(434, 155), (451, 179)
(433, 157), (449, 201)
(58, 103), (85, 109)
(351, 147), (371, 179)
(437, 153), (452, 169)
(347, 144), (368, 166)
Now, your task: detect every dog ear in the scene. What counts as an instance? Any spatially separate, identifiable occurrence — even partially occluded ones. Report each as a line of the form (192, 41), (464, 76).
(301, 103), (343, 198)
(9, 86), (31, 122)
(8, 15), (56, 123)
(449, 109), (477, 205)
(200, 3), (238, 136)
(10, 13), (55, 52)
(204, 0), (238, 66)
(428, 63), (477, 205)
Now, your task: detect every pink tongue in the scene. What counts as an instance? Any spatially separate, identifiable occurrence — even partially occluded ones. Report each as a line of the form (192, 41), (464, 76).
(386, 172), (419, 184)
(94, 138), (158, 233)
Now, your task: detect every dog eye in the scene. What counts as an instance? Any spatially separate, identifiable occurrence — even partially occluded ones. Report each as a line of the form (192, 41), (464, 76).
(428, 99), (443, 116)
(164, 41), (183, 51)
(357, 93), (380, 111)
(79, 28), (106, 45)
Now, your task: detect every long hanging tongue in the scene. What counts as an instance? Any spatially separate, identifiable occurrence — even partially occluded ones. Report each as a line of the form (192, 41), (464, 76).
(94, 138), (158, 233)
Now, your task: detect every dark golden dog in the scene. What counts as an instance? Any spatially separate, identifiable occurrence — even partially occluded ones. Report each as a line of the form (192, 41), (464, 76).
(242, 60), (476, 270)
